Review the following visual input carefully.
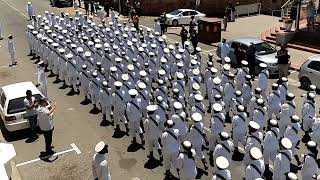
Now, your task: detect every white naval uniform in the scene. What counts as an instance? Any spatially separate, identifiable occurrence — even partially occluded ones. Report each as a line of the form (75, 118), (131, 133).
(245, 159), (265, 180)
(253, 107), (267, 130)
(258, 69), (269, 99)
(223, 81), (235, 113)
(38, 66), (48, 98)
(268, 90), (281, 119)
(176, 151), (197, 180)
(126, 98), (143, 138)
(210, 112), (226, 150)
(79, 70), (91, 99)
(66, 58), (78, 91)
(89, 77), (102, 105)
(232, 112), (248, 148)
(302, 100), (316, 132)
(144, 114), (161, 152)
(187, 122), (206, 159)
(212, 140), (234, 165)
(8, 39), (16, 65)
(244, 132), (263, 166)
(220, 43), (229, 64)
(172, 112), (188, 141)
(273, 150), (293, 180)
(161, 129), (180, 171)
(112, 89), (127, 126)
(99, 87), (112, 121)
(311, 119), (320, 144)
(263, 127), (280, 164)
(92, 153), (111, 180)
(279, 105), (291, 137)
(284, 122), (301, 155)
(301, 152), (319, 179)
(212, 169), (232, 180)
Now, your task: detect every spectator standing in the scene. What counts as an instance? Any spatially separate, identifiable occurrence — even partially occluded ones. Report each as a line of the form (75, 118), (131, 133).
(276, 44), (290, 78)
(84, 1), (89, 15)
(306, 0), (316, 31)
(223, 16), (228, 31)
(104, 2), (110, 18)
(190, 28), (199, 54)
(132, 13), (139, 32)
(73, 0), (78, 10)
(24, 90), (39, 141)
(189, 15), (197, 34)
(135, 1), (141, 16)
(90, 1), (95, 15)
(92, 141), (111, 180)
(159, 13), (167, 35)
(37, 98), (56, 155)
(180, 25), (188, 48)
(246, 43), (256, 79)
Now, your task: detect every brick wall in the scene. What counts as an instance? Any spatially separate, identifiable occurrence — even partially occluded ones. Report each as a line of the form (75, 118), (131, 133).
(139, 0), (287, 16)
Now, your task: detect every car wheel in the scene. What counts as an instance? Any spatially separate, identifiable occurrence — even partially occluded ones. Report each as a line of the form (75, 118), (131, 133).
(300, 77), (311, 90)
(172, 20), (179, 26)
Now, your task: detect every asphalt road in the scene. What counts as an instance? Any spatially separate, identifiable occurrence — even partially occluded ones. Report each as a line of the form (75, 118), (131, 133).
(0, 0), (318, 179)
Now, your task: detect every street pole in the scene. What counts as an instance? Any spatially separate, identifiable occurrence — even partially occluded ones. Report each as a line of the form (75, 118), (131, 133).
(296, 0), (302, 31)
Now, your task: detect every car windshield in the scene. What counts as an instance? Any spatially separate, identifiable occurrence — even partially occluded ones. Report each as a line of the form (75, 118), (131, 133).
(168, 10), (182, 15)
(255, 42), (276, 55)
(7, 94), (42, 114)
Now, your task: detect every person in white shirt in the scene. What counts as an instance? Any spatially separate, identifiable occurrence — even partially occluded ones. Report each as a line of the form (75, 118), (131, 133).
(24, 90), (38, 140)
(37, 98), (56, 154)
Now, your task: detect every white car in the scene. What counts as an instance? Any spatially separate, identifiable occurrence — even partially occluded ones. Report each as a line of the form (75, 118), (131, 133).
(165, 9), (206, 26)
(0, 81), (49, 132)
(298, 54), (320, 89)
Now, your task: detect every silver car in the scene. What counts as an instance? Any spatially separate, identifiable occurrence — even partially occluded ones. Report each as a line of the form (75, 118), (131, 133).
(216, 37), (289, 75)
(298, 54), (320, 89)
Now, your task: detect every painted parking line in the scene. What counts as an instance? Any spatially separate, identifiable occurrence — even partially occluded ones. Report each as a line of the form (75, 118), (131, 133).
(0, 0), (28, 18)
(16, 143), (81, 167)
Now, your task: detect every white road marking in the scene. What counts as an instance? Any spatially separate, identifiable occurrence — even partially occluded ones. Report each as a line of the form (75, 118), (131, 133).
(0, 0), (28, 18)
(70, 143), (81, 154)
(0, 65), (8, 69)
(16, 143), (81, 167)
(67, 107), (75, 111)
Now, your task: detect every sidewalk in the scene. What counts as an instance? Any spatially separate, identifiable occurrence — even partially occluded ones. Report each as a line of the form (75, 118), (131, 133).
(10, 160), (21, 180)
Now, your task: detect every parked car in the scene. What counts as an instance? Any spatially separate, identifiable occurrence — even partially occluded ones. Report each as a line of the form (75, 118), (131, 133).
(216, 37), (290, 75)
(298, 54), (320, 89)
(53, 0), (73, 7)
(0, 81), (50, 132)
(165, 9), (206, 26)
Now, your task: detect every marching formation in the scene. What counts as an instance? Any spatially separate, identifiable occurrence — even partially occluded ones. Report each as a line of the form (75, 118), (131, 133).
(25, 8), (320, 180)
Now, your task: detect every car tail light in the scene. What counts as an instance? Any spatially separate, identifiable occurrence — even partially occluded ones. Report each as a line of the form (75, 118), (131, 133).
(5, 116), (16, 121)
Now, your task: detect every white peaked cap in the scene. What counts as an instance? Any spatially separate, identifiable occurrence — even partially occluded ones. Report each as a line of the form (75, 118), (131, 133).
(195, 94), (203, 101)
(114, 81), (123, 87)
(129, 89), (138, 96)
(249, 121), (260, 130)
(192, 113), (202, 122)
(174, 102), (183, 109)
(213, 77), (221, 84)
(216, 156), (229, 169)
(138, 82), (146, 89)
(250, 147), (262, 160)
(95, 141), (107, 153)
(281, 138), (292, 149)
(223, 64), (230, 71)
(213, 103), (222, 112)
(147, 105), (158, 112)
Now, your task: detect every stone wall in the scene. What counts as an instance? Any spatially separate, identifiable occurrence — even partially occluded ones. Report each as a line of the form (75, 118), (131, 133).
(139, 0), (288, 16)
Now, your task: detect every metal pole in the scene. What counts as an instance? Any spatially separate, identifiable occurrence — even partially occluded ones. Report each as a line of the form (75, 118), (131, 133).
(296, 0), (302, 31)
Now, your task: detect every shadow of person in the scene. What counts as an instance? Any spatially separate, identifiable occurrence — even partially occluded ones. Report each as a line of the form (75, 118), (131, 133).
(112, 128), (126, 139)
(89, 107), (101, 114)
(144, 157), (162, 169)
(127, 142), (144, 152)
(163, 173), (179, 180)
(100, 120), (113, 127)
(196, 167), (208, 179)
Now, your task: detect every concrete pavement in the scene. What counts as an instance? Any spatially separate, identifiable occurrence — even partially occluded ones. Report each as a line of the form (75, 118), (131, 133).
(0, 0), (318, 179)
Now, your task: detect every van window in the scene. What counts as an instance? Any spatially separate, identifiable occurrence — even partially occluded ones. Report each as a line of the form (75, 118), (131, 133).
(0, 92), (6, 108)
(7, 94), (42, 114)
